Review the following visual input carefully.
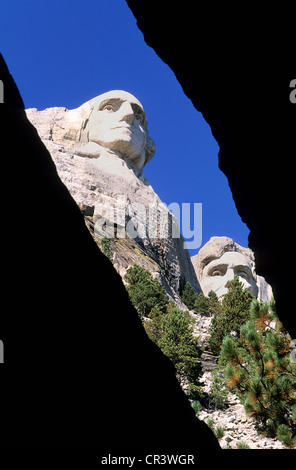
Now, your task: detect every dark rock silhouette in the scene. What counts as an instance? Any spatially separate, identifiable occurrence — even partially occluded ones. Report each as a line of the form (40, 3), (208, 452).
(126, 1), (296, 341)
(0, 53), (220, 457)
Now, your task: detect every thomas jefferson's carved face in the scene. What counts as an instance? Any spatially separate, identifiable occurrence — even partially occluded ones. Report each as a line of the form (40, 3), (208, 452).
(200, 251), (258, 298)
(88, 90), (148, 170)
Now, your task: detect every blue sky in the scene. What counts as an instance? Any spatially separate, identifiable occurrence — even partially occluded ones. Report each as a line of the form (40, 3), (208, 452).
(1, 0), (250, 255)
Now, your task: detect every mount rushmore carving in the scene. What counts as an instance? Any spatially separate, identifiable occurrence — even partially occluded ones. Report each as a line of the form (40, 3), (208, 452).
(26, 91), (272, 306)
(191, 236), (272, 303)
(26, 90), (201, 304)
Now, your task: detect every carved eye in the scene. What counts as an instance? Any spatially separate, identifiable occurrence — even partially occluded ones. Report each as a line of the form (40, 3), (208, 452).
(211, 270), (223, 277)
(208, 265), (227, 277)
(238, 271), (249, 280)
(102, 104), (114, 112)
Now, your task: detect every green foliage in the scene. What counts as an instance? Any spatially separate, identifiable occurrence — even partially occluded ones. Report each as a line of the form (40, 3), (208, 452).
(220, 299), (296, 447)
(277, 424), (294, 448)
(158, 305), (203, 399)
(124, 264), (169, 319)
(206, 418), (225, 441)
(208, 276), (254, 355)
(215, 426), (225, 440)
(191, 400), (203, 415)
(181, 282), (198, 311)
(144, 305), (164, 344)
(206, 418), (214, 431)
(124, 265), (203, 400)
(194, 292), (210, 315)
(207, 290), (220, 317)
(101, 236), (113, 262)
(208, 366), (230, 410)
(236, 442), (250, 449)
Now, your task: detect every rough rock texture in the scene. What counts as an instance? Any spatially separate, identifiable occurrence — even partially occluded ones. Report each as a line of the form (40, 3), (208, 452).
(191, 236), (273, 302)
(190, 313), (285, 449)
(199, 373), (285, 450)
(125, 1), (296, 347)
(25, 105), (201, 305)
(188, 308), (286, 450)
(0, 54), (220, 457)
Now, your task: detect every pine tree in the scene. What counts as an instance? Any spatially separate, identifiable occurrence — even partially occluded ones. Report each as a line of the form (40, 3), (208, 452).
(194, 292), (210, 316)
(124, 264), (169, 319)
(208, 276), (253, 355)
(221, 299), (296, 447)
(125, 266), (203, 399)
(221, 276), (254, 332)
(158, 305), (203, 399)
(208, 290), (220, 316)
(208, 366), (230, 410)
(181, 282), (198, 311)
(144, 305), (164, 344)
(100, 236), (113, 262)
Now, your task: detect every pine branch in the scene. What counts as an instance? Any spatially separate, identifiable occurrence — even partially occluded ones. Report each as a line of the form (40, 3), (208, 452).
(258, 350), (268, 390)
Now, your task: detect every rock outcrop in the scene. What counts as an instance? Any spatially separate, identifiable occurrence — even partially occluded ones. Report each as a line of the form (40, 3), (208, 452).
(25, 97), (201, 305)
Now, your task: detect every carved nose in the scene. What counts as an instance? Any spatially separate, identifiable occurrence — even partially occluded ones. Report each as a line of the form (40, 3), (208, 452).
(224, 268), (235, 290)
(225, 268), (235, 281)
(119, 102), (134, 124)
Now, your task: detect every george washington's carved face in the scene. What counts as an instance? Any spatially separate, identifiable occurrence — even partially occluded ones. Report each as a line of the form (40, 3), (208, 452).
(87, 90), (153, 170)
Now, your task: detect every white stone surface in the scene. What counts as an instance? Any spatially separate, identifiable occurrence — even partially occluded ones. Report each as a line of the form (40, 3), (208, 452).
(198, 373), (284, 449)
(27, 90), (155, 174)
(26, 91), (201, 304)
(191, 236), (273, 302)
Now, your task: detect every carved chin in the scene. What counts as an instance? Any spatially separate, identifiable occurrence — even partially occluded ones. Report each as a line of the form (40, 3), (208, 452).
(104, 138), (145, 168)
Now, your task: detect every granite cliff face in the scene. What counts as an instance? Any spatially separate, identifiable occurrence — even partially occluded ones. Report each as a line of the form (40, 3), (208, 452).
(26, 100), (201, 305)
(25, 103), (273, 308)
